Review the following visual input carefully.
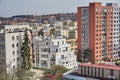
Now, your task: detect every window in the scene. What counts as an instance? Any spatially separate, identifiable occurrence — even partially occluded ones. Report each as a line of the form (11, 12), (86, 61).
(12, 44), (14, 48)
(94, 68), (96, 77)
(58, 41), (59, 45)
(41, 48), (49, 52)
(41, 55), (48, 58)
(102, 68), (104, 77)
(0, 37), (4, 41)
(66, 47), (68, 51)
(16, 36), (19, 40)
(110, 69), (114, 76)
(0, 51), (4, 57)
(13, 58), (15, 62)
(84, 66), (86, 75)
(96, 47), (98, 49)
(12, 36), (14, 40)
(13, 65), (15, 69)
(13, 51), (15, 55)
(17, 57), (19, 62)
(91, 67), (93, 76)
(61, 55), (64, 59)
(88, 67), (90, 75)
(98, 68), (100, 76)
(17, 50), (19, 54)
(56, 49), (58, 52)
(0, 44), (4, 49)
(62, 41), (64, 45)
(16, 43), (18, 47)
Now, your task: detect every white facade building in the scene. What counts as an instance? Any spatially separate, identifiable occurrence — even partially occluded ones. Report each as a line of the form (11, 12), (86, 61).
(107, 3), (120, 59)
(0, 25), (32, 75)
(33, 36), (77, 69)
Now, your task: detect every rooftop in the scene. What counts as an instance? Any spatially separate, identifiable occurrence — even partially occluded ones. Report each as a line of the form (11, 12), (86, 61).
(79, 63), (120, 70)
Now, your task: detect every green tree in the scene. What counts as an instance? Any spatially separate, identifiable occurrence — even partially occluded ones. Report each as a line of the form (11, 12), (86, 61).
(21, 28), (31, 70)
(115, 59), (120, 66)
(82, 48), (91, 62)
(44, 65), (69, 80)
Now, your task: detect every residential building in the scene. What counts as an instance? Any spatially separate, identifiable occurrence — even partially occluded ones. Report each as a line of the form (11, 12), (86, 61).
(31, 23), (42, 37)
(0, 25), (32, 80)
(106, 3), (120, 60)
(78, 63), (120, 80)
(33, 36), (77, 69)
(77, 2), (120, 63)
(55, 26), (78, 54)
(66, 30), (78, 54)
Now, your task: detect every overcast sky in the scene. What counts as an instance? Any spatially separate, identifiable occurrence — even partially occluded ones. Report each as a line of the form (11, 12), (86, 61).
(0, 0), (119, 17)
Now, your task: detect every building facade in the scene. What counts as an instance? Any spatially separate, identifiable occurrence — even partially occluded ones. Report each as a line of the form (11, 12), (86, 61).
(0, 25), (32, 79)
(33, 36), (77, 69)
(77, 2), (120, 63)
(78, 63), (120, 80)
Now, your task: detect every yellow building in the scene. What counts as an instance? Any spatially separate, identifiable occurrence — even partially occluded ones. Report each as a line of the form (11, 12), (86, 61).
(66, 30), (78, 54)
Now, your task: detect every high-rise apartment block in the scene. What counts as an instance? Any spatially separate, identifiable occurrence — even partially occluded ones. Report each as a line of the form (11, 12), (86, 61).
(78, 2), (120, 63)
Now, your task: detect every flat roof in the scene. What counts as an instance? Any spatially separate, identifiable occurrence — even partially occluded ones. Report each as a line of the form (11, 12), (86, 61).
(79, 63), (120, 70)
(63, 74), (99, 80)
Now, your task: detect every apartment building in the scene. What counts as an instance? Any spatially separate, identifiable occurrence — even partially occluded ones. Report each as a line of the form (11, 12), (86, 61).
(33, 36), (77, 69)
(0, 25), (32, 79)
(77, 2), (120, 63)
(78, 63), (120, 80)
(55, 26), (78, 54)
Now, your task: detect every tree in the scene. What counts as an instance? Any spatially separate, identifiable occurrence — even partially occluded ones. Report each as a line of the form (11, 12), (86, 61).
(21, 28), (31, 70)
(44, 65), (69, 80)
(12, 68), (36, 80)
(115, 59), (120, 66)
(82, 48), (91, 62)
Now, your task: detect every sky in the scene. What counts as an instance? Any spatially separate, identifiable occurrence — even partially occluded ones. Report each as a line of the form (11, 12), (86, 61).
(0, 0), (119, 17)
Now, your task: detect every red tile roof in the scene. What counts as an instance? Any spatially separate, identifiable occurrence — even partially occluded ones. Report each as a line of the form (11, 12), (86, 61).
(79, 63), (120, 70)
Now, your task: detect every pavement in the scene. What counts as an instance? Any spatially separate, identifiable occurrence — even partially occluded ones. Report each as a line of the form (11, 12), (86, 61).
(31, 69), (44, 80)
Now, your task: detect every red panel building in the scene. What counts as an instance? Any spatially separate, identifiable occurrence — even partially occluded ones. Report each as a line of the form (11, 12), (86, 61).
(77, 2), (115, 63)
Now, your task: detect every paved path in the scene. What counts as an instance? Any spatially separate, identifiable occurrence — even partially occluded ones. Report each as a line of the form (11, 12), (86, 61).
(31, 69), (44, 80)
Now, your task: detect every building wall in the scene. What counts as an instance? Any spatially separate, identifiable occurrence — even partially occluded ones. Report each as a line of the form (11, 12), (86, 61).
(78, 64), (120, 80)
(77, 7), (82, 61)
(0, 33), (6, 80)
(0, 25), (32, 75)
(77, 2), (120, 63)
(33, 36), (77, 69)
(107, 3), (120, 60)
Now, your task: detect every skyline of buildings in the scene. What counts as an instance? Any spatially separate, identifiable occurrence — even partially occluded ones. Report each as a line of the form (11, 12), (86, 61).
(0, 1), (120, 80)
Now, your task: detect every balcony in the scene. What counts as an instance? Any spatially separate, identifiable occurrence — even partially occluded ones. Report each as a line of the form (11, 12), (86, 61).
(102, 30), (106, 33)
(102, 38), (106, 41)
